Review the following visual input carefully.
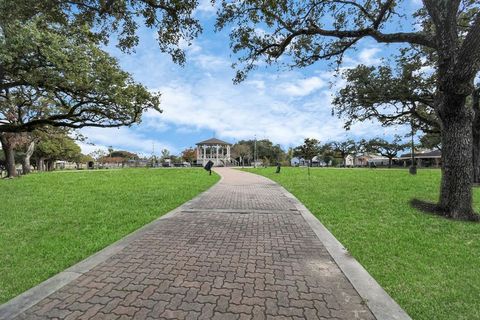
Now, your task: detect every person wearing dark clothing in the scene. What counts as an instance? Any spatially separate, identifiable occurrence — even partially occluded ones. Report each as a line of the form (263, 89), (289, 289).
(275, 162), (281, 173)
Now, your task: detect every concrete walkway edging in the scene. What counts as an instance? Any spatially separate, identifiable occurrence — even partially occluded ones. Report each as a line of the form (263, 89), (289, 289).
(269, 179), (412, 320)
(0, 173), (222, 320)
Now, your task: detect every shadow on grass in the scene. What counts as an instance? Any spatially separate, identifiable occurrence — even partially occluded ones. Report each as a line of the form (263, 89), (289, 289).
(410, 199), (480, 222)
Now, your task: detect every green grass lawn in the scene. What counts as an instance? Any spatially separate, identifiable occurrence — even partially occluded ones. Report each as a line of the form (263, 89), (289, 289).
(0, 168), (219, 304)
(245, 167), (479, 320)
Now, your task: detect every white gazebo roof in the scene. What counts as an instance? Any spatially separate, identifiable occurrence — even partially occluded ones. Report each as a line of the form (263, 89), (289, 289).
(196, 138), (232, 146)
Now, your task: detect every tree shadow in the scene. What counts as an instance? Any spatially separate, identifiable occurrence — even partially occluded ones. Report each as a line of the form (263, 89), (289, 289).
(410, 199), (480, 222)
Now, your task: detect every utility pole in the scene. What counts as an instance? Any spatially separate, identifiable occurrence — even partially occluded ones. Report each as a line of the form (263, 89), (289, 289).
(254, 134), (257, 168)
(409, 119), (417, 175)
(152, 142), (155, 167)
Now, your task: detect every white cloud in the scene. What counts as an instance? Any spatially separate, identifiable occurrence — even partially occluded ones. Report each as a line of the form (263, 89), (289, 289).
(142, 71), (392, 147)
(276, 76), (326, 97)
(359, 48), (381, 65)
(195, 0), (217, 16)
(245, 79), (266, 91)
(192, 54), (230, 70)
(344, 47), (382, 67)
(79, 127), (178, 156)
(178, 38), (202, 54)
(93, 26), (408, 153)
(76, 141), (108, 155)
(79, 67), (404, 153)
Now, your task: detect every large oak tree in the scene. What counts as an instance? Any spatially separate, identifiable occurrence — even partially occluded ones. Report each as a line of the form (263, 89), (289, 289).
(333, 48), (480, 183)
(1, 0), (206, 178)
(231, 143), (251, 167)
(331, 139), (355, 167)
(0, 19), (161, 177)
(217, 0), (480, 221)
(366, 136), (409, 168)
(33, 130), (83, 171)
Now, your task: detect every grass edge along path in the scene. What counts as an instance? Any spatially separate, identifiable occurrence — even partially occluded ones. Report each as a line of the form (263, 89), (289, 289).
(244, 167), (480, 320)
(0, 168), (219, 304)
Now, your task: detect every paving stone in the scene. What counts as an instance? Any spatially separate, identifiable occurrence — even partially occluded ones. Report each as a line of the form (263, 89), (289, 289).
(111, 305), (139, 317)
(228, 303), (253, 314)
(12, 168), (374, 320)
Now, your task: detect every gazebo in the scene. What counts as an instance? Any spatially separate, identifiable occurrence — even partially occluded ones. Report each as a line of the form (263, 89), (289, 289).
(196, 138), (232, 167)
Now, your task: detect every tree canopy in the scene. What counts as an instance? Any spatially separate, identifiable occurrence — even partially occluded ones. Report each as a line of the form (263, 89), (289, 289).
(331, 139), (355, 165)
(231, 143), (251, 166)
(0, 0), (202, 63)
(333, 50), (438, 133)
(181, 148), (196, 163)
(293, 138), (321, 162)
(0, 18), (161, 133)
(110, 150), (139, 160)
(366, 136), (408, 167)
(237, 139), (285, 163)
(34, 130), (83, 164)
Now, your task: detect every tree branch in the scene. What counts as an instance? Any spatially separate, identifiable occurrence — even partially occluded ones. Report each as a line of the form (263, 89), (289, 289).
(268, 24), (436, 60)
(455, 12), (480, 83)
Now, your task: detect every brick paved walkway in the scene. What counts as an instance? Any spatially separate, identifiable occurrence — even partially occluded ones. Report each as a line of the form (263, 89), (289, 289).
(13, 168), (375, 320)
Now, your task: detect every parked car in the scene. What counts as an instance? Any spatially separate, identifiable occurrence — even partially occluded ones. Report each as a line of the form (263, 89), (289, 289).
(174, 162), (191, 167)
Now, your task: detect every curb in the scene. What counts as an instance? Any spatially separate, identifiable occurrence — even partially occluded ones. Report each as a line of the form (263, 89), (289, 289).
(249, 170), (412, 320)
(0, 172), (222, 320)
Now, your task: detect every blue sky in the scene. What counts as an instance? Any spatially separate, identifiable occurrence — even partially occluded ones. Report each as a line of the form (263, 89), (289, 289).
(79, 0), (422, 157)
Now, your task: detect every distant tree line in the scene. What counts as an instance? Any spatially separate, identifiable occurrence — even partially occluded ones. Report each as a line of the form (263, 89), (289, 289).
(226, 135), (430, 170)
(291, 137), (413, 169)
(0, 128), (92, 175)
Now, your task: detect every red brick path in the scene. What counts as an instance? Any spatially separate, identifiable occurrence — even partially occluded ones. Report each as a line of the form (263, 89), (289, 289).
(14, 168), (374, 320)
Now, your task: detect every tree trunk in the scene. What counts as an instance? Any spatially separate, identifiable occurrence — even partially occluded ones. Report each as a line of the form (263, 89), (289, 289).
(37, 157), (45, 171)
(22, 141), (35, 174)
(473, 123), (480, 184)
(388, 158), (392, 168)
(438, 95), (477, 220)
(0, 133), (17, 178)
(472, 89), (480, 184)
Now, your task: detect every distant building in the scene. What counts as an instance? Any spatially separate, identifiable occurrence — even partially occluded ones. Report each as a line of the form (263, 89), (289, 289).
(290, 156), (327, 167)
(290, 157), (305, 166)
(345, 155), (356, 167)
(345, 154), (392, 167)
(54, 160), (83, 170)
(195, 138), (232, 167)
(397, 149), (441, 167)
(312, 156), (328, 167)
(360, 154), (391, 166)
